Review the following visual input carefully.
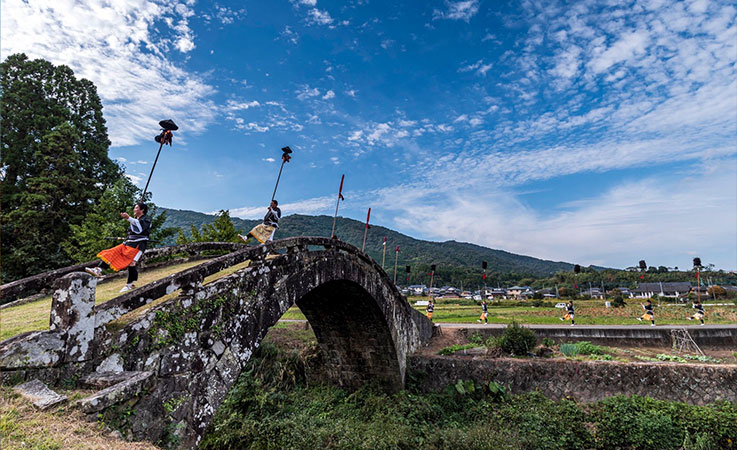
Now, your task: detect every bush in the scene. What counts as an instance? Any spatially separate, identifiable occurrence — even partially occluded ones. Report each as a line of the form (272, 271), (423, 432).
(611, 295), (627, 308)
(560, 343), (578, 357)
(541, 337), (555, 348)
(498, 321), (537, 356)
(575, 341), (603, 355)
(468, 332), (483, 345)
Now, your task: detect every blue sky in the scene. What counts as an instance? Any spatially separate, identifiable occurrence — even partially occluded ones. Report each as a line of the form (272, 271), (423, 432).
(3, 0), (736, 270)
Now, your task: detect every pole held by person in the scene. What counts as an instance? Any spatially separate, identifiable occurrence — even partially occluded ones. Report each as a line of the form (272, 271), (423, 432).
(331, 174), (345, 238)
(361, 207), (371, 252)
(142, 119), (178, 202)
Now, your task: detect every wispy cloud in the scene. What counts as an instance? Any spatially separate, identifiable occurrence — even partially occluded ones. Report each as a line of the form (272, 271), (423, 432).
(433, 0), (480, 22)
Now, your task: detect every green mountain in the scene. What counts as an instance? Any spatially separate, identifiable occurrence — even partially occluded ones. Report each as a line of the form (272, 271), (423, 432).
(160, 208), (576, 286)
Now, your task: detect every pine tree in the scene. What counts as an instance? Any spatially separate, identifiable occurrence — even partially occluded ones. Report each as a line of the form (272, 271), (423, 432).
(1, 54), (121, 281)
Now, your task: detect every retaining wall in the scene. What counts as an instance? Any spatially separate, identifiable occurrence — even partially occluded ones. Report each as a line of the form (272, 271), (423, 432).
(409, 355), (737, 405)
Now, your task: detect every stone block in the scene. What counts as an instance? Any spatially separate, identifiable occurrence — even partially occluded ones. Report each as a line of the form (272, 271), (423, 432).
(13, 379), (67, 410)
(50, 272), (97, 362)
(75, 371), (154, 413)
(0, 331), (65, 369)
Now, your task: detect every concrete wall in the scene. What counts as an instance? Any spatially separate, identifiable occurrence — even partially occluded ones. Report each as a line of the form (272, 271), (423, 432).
(458, 325), (737, 349)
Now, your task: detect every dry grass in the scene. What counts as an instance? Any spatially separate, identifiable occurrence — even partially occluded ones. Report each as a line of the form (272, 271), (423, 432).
(1, 260), (216, 341)
(0, 386), (160, 449)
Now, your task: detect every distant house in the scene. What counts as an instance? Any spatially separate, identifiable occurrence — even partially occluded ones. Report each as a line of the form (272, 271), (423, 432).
(407, 285), (427, 295)
(581, 288), (604, 299)
(630, 282), (692, 299)
(507, 286), (533, 300)
(488, 288), (507, 300)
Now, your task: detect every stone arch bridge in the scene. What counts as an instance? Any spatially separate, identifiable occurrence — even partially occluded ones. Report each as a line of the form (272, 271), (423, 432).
(1, 237), (433, 448)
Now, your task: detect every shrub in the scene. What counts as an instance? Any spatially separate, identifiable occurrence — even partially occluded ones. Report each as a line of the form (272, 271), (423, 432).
(541, 337), (555, 348)
(469, 332), (483, 345)
(575, 341), (603, 355)
(611, 295), (627, 307)
(560, 343), (578, 357)
(498, 321), (537, 356)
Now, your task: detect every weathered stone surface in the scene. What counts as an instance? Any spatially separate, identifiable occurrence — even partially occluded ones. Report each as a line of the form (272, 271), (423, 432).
(13, 379), (67, 410)
(82, 371), (145, 389)
(0, 331), (65, 369)
(75, 371), (154, 413)
(96, 354), (125, 373)
(50, 272), (97, 362)
(410, 355), (737, 405)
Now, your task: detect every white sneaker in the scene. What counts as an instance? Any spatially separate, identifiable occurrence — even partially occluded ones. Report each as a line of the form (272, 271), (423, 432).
(559, 317), (564, 321)
(571, 324), (575, 326)
(238, 234), (249, 244)
(700, 323), (705, 326)
(85, 267), (103, 278)
(637, 318), (642, 321)
(119, 284), (135, 293)
(650, 323), (655, 327)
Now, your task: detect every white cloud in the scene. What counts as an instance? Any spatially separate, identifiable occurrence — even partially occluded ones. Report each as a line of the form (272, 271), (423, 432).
(226, 100), (261, 110)
(1, 0), (217, 147)
(322, 90), (335, 100)
(345, 89), (357, 97)
(263, 157), (276, 162)
(434, 0), (480, 22)
(124, 173), (144, 185)
(281, 26), (299, 45)
(296, 85), (321, 100)
(307, 8), (334, 26)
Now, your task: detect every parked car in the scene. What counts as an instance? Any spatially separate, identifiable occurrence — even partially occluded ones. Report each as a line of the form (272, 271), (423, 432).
(473, 295), (482, 300)
(554, 302), (567, 309)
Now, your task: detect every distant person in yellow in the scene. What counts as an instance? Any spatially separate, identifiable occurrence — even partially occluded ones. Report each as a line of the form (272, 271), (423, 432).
(687, 299), (705, 325)
(637, 299), (655, 326)
(559, 300), (575, 326)
(426, 299), (434, 321)
(239, 200), (281, 244)
(477, 300), (488, 324)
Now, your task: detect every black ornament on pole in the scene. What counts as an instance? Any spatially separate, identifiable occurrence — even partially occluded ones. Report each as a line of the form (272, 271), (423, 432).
(142, 119), (178, 202)
(271, 146), (293, 202)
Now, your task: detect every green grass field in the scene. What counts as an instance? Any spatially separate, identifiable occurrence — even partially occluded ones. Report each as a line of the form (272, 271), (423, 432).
(409, 297), (737, 325)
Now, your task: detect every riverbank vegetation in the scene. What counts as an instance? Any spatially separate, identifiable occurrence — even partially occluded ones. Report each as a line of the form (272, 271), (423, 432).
(201, 327), (737, 450)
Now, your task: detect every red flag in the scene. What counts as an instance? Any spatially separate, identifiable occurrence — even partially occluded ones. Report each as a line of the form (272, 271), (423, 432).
(365, 208), (371, 229)
(395, 245), (399, 252)
(482, 273), (487, 280)
(338, 174), (345, 200)
(640, 274), (645, 279)
(383, 236), (386, 246)
(574, 283), (578, 289)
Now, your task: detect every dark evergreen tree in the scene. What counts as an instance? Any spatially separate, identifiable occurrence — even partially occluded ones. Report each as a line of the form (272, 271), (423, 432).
(2, 54), (118, 280)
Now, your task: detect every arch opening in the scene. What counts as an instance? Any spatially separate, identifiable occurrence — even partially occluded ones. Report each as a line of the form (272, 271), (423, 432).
(297, 279), (403, 392)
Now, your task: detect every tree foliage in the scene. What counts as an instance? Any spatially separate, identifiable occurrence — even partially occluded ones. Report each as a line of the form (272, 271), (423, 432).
(1, 54), (121, 280)
(64, 178), (177, 263)
(177, 210), (242, 244)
